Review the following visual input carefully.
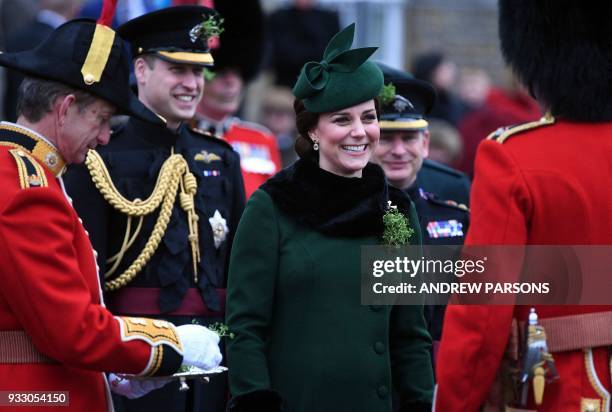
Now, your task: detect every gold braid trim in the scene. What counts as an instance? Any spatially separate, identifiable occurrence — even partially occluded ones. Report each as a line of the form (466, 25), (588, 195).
(179, 171), (200, 282)
(583, 349), (609, 411)
(85, 150), (201, 291)
(487, 113), (555, 144)
(87, 150), (179, 215)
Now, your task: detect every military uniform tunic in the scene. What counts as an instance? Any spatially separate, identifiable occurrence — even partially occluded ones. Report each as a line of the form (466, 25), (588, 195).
(64, 116), (245, 412)
(406, 184), (470, 344)
(0, 122), (184, 412)
(435, 118), (612, 411)
(416, 159), (471, 207)
(197, 116), (282, 198)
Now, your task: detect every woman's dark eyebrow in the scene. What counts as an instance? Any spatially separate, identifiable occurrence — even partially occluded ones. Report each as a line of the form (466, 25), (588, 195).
(330, 108), (376, 117)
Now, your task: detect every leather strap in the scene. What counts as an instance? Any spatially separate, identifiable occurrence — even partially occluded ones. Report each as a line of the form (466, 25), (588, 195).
(519, 311), (612, 353)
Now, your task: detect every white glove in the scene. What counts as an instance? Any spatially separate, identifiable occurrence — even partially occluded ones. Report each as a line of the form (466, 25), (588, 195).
(108, 373), (171, 399)
(176, 324), (222, 370)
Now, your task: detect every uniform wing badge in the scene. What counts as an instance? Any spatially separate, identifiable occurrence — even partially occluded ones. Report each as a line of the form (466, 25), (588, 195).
(209, 210), (229, 249)
(194, 150), (222, 163)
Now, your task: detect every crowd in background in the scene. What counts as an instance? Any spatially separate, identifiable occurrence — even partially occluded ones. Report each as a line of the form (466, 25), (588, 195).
(0, 0), (543, 179)
(2, 1), (604, 411)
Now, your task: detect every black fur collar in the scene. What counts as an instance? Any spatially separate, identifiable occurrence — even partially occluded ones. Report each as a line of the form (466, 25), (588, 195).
(261, 158), (412, 238)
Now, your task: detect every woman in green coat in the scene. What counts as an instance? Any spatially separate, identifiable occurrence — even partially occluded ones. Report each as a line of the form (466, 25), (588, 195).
(226, 24), (434, 412)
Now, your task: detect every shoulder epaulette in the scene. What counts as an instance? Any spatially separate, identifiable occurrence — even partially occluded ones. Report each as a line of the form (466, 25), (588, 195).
(487, 114), (555, 144)
(190, 126), (216, 139)
(421, 190), (470, 212)
(189, 127), (234, 150)
(7, 148), (48, 189)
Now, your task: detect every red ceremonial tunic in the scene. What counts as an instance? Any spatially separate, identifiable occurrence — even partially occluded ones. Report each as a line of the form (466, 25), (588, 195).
(435, 116), (612, 412)
(194, 116), (282, 198)
(223, 121), (281, 198)
(0, 122), (183, 412)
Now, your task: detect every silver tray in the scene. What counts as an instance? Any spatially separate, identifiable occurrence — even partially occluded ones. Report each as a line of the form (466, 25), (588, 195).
(125, 366), (227, 391)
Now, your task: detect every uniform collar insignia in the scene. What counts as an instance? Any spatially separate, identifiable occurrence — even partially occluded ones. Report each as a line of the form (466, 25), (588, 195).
(194, 150), (222, 163)
(196, 116), (235, 136)
(0, 122), (66, 176)
(444, 199), (469, 211)
(28, 174), (42, 187)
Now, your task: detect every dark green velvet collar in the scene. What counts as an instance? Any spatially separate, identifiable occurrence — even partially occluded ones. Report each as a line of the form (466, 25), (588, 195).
(261, 158), (413, 238)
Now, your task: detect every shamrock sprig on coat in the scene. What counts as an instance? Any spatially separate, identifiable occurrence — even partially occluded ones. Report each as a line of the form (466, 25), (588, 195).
(382, 201), (414, 246)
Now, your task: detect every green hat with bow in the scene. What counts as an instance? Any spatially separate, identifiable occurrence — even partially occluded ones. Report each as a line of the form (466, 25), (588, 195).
(292, 23), (383, 113)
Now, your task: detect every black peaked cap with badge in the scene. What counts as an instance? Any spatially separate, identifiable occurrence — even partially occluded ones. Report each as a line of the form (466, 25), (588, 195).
(377, 62), (436, 131)
(0, 18), (161, 125)
(117, 5), (218, 66)
(374, 63), (470, 206)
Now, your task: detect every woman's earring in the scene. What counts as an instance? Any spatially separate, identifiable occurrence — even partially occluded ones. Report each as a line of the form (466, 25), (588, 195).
(313, 140), (319, 151)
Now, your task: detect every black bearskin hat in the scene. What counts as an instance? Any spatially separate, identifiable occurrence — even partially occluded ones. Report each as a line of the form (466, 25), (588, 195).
(499, 0), (612, 121)
(212, 0), (264, 83)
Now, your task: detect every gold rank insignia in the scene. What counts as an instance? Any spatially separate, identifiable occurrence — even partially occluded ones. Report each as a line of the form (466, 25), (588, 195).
(444, 199), (470, 212)
(8, 149), (48, 189)
(194, 150), (222, 163)
(28, 174), (42, 187)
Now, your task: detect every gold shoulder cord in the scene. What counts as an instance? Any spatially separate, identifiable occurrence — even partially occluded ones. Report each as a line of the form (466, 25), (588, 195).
(85, 150), (200, 291)
(488, 112), (556, 144)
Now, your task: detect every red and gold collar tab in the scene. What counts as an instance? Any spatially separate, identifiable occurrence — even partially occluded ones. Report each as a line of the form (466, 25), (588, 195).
(0, 123), (66, 177)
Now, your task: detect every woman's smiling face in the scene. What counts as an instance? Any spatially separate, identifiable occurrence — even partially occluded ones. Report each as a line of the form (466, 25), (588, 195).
(311, 99), (379, 178)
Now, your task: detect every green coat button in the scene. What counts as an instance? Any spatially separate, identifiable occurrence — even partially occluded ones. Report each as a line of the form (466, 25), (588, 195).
(374, 341), (385, 354)
(377, 385), (388, 398)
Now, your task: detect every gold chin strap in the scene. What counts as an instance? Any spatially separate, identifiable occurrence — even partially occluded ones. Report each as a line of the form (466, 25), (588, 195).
(85, 149), (201, 291)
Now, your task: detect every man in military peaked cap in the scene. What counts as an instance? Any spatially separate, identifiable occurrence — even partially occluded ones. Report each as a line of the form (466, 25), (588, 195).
(435, 1), (612, 411)
(372, 63), (470, 361)
(0, 9), (223, 412)
(64, 5), (245, 412)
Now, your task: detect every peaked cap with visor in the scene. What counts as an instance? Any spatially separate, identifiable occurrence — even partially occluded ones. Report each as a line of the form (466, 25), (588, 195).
(376, 62), (436, 131)
(117, 5), (218, 67)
